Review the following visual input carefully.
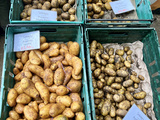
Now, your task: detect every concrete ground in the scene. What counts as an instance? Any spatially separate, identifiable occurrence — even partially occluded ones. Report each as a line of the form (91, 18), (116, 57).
(0, 14), (160, 96)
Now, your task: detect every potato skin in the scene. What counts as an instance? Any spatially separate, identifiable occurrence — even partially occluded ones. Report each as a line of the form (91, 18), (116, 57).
(9, 110), (20, 120)
(43, 68), (54, 86)
(29, 51), (41, 65)
(133, 91), (146, 100)
(16, 93), (31, 104)
(118, 100), (130, 110)
(71, 102), (82, 112)
(116, 109), (127, 117)
(144, 102), (151, 109)
(67, 79), (82, 93)
(14, 82), (24, 94)
(63, 66), (72, 85)
(35, 82), (50, 104)
(101, 100), (111, 116)
(28, 64), (44, 78)
(56, 95), (72, 107)
(69, 42), (80, 56)
(75, 112), (85, 120)
(39, 104), (52, 119)
(21, 51), (29, 64)
(15, 104), (25, 114)
(125, 91), (133, 101)
(113, 94), (124, 103)
(7, 88), (18, 107)
(49, 103), (65, 117)
(24, 106), (38, 120)
(117, 70), (129, 77)
(56, 85), (69, 96)
(42, 54), (51, 69)
(48, 84), (58, 93)
(130, 75), (140, 83)
(123, 79), (133, 87)
(63, 108), (74, 118)
(72, 56), (82, 76)
(49, 93), (57, 103)
(104, 67), (116, 76)
(54, 68), (65, 85)
(53, 115), (68, 120)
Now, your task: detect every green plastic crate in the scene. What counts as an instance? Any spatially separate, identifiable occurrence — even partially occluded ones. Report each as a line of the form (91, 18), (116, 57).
(85, 28), (160, 120)
(0, 24), (91, 120)
(84, 0), (153, 26)
(9, 0), (83, 24)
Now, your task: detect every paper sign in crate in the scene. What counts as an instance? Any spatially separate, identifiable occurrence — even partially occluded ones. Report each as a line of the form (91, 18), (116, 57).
(0, 25), (91, 120)
(9, 0), (84, 24)
(84, 0), (153, 26)
(85, 27), (160, 120)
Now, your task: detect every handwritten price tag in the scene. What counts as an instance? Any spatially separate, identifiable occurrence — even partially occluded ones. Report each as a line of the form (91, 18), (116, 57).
(31, 9), (57, 21)
(123, 104), (150, 120)
(14, 31), (40, 52)
(110, 0), (135, 15)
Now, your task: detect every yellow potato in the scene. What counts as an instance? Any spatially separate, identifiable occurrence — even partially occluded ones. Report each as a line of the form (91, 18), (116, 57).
(62, 59), (69, 66)
(14, 71), (32, 81)
(54, 68), (65, 85)
(130, 75), (140, 83)
(69, 42), (80, 56)
(65, 53), (74, 66)
(63, 108), (74, 118)
(7, 88), (18, 107)
(9, 110), (20, 120)
(50, 55), (64, 64)
(53, 115), (68, 120)
(63, 66), (73, 85)
(24, 106), (38, 120)
(105, 2), (111, 10)
(28, 64), (44, 78)
(104, 67), (116, 76)
(23, 60), (31, 72)
(133, 91), (146, 99)
(14, 82), (24, 94)
(101, 100), (111, 116)
(28, 101), (39, 112)
(117, 70), (129, 77)
(48, 84), (58, 93)
(56, 85), (69, 96)
(16, 93), (31, 104)
(72, 70), (82, 80)
(40, 36), (47, 44)
(50, 63), (58, 71)
(15, 59), (23, 70)
(39, 104), (52, 119)
(49, 93), (57, 103)
(118, 100), (130, 110)
(113, 94), (124, 103)
(34, 96), (44, 104)
(34, 50), (43, 63)
(70, 93), (82, 103)
(67, 78), (82, 93)
(16, 52), (23, 59)
(13, 67), (20, 75)
(42, 54), (51, 69)
(29, 51), (41, 65)
(144, 102), (152, 109)
(21, 78), (39, 98)
(15, 104), (25, 114)
(75, 112), (85, 120)
(116, 109), (127, 117)
(110, 105), (116, 117)
(111, 83), (122, 90)
(125, 91), (133, 101)
(123, 79), (133, 87)
(60, 48), (68, 56)
(40, 43), (49, 51)
(71, 56), (82, 76)
(39, 103), (45, 110)
(43, 68), (54, 86)
(49, 103), (65, 117)
(67, 41), (73, 48)
(32, 75), (43, 83)
(49, 48), (60, 57)
(71, 102), (82, 112)
(35, 82), (50, 104)
(21, 51), (29, 64)
(56, 95), (72, 107)
(6, 117), (14, 120)
(56, 61), (63, 69)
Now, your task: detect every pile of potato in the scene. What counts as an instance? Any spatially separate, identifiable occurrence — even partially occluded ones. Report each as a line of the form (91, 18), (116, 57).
(6, 36), (85, 120)
(90, 40), (152, 120)
(21, 0), (76, 21)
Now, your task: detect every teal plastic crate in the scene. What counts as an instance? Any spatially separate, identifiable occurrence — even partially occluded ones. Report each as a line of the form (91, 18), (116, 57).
(9, 0), (83, 24)
(85, 28), (160, 120)
(84, 0), (153, 26)
(0, 24), (91, 120)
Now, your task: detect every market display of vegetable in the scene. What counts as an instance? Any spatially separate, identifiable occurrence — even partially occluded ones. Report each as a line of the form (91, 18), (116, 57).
(6, 36), (85, 120)
(89, 40), (151, 119)
(21, 0), (76, 21)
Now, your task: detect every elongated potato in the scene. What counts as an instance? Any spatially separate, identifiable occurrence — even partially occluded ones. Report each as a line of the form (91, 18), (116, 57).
(24, 106), (38, 120)
(71, 102), (82, 112)
(101, 100), (111, 116)
(103, 86), (117, 94)
(15, 59), (23, 70)
(75, 112), (85, 120)
(7, 89), (18, 107)
(118, 100), (130, 110)
(28, 64), (44, 78)
(67, 78), (82, 93)
(117, 70), (128, 77)
(21, 78), (39, 98)
(35, 82), (50, 104)
(104, 67), (116, 76)
(50, 55), (64, 64)
(111, 83), (122, 90)
(113, 94), (124, 103)
(49, 93), (57, 103)
(13, 67), (20, 75)
(56, 85), (69, 96)
(39, 103), (45, 110)
(54, 68), (65, 85)
(116, 109), (127, 117)
(39, 104), (52, 119)
(14, 82), (24, 94)
(144, 102), (151, 109)
(125, 91), (133, 101)
(40, 43), (49, 51)
(130, 75), (140, 83)
(9, 110), (20, 120)
(15, 104), (25, 114)
(110, 105), (116, 117)
(65, 53), (73, 66)
(123, 79), (133, 87)
(133, 91), (146, 100)
(43, 68), (54, 86)
(28, 101), (39, 112)
(53, 115), (68, 120)
(23, 60), (31, 72)
(63, 108), (74, 118)
(21, 51), (29, 64)
(16, 93), (31, 104)
(14, 71), (32, 81)
(56, 95), (72, 107)
(42, 54), (51, 69)
(72, 56), (82, 75)
(6, 117), (14, 120)
(69, 42), (80, 56)
(34, 50), (43, 63)
(49, 103), (65, 117)
(29, 51), (41, 65)
(48, 84), (58, 93)
(49, 48), (60, 57)
(16, 51), (23, 59)
(63, 66), (73, 85)
(70, 93), (82, 104)
(32, 75), (42, 83)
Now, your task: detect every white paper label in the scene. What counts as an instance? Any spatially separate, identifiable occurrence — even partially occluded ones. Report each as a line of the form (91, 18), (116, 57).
(31, 9), (57, 21)
(14, 31), (40, 52)
(123, 104), (150, 120)
(110, 0), (135, 15)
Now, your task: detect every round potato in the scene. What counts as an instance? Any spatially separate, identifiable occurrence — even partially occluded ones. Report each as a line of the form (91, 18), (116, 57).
(144, 102), (151, 109)
(75, 112), (85, 120)
(63, 108), (74, 118)
(15, 104), (25, 114)
(16, 93), (31, 104)
(39, 104), (52, 119)
(40, 36), (47, 44)
(56, 85), (69, 96)
(9, 110), (20, 120)
(71, 102), (82, 112)
(24, 106), (38, 120)
(49, 93), (57, 103)
(69, 42), (80, 56)
(56, 95), (72, 107)
(63, 3), (71, 12)
(133, 91), (146, 100)
(67, 79), (82, 93)
(49, 103), (65, 117)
